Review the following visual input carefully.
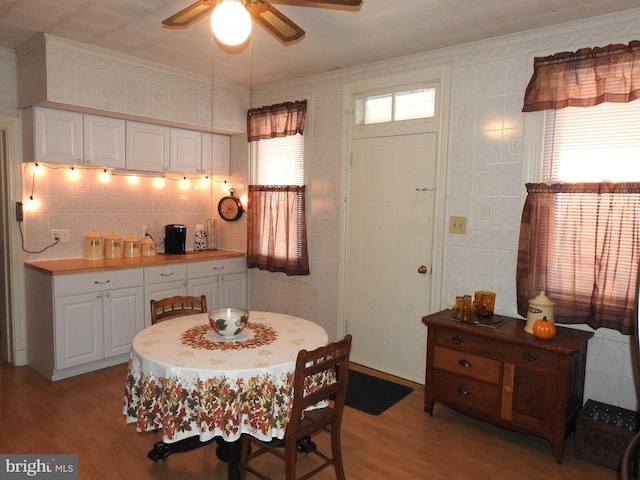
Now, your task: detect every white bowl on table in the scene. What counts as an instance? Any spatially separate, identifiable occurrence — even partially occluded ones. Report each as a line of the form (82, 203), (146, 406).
(208, 308), (249, 339)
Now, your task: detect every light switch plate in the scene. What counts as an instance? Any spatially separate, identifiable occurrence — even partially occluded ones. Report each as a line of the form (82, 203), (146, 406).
(449, 216), (467, 234)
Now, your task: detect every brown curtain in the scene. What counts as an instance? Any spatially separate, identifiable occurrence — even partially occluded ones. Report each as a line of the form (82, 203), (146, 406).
(522, 41), (640, 112)
(516, 183), (640, 334)
(247, 100), (307, 141)
(246, 100), (309, 276)
(247, 185), (309, 276)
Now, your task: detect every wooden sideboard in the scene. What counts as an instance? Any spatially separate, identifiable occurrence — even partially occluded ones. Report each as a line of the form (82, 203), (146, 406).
(422, 310), (593, 463)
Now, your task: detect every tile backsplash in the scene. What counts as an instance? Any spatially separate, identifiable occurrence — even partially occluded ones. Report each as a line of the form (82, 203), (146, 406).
(21, 163), (233, 260)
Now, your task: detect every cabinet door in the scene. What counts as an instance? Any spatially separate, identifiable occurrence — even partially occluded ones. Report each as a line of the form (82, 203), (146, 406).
(126, 121), (170, 172)
(34, 107), (83, 164)
(103, 286), (144, 357)
(170, 128), (202, 174)
(219, 272), (247, 309)
(143, 282), (188, 326)
(502, 363), (557, 434)
(202, 132), (230, 175)
(83, 114), (126, 168)
(188, 277), (219, 312)
(54, 292), (103, 369)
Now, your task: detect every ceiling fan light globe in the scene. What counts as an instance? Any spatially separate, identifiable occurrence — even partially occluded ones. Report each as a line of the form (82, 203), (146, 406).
(211, 0), (252, 46)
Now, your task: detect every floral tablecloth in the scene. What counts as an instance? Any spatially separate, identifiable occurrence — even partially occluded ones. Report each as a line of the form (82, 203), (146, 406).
(123, 311), (328, 444)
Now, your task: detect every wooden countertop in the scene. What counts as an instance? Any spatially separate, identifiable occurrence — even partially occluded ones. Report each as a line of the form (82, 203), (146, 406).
(25, 250), (245, 275)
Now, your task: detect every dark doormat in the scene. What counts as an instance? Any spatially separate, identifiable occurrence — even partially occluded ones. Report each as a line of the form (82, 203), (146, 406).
(345, 369), (414, 415)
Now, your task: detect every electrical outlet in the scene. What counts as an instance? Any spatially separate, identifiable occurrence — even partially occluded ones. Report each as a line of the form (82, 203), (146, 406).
(59, 229), (71, 243)
(51, 229), (71, 243)
(449, 216), (467, 234)
(142, 223), (150, 238)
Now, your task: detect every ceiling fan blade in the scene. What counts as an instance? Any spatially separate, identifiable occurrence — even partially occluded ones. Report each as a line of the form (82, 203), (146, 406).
(272, 0), (362, 6)
(291, 0), (362, 5)
(248, 2), (305, 43)
(162, 0), (216, 28)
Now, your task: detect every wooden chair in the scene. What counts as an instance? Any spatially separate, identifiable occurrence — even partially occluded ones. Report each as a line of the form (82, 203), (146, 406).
(150, 295), (207, 324)
(239, 334), (352, 480)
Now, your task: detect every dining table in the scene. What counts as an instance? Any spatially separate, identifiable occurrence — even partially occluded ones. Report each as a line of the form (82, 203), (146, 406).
(123, 310), (329, 480)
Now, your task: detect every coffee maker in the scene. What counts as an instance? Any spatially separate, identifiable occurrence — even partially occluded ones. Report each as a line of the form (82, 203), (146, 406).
(164, 224), (187, 254)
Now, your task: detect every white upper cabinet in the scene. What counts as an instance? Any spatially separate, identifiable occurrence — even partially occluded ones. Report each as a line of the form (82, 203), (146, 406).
(22, 106), (230, 175)
(202, 132), (230, 176)
(170, 128), (203, 174)
(24, 106), (83, 164)
(83, 114), (125, 168)
(125, 121), (170, 172)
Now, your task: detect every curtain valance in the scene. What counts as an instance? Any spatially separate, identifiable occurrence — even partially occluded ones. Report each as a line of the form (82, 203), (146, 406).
(522, 41), (640, 112)
(247, 100), (307, 142)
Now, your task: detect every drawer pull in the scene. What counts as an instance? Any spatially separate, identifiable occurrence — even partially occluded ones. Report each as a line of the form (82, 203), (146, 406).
(213, 266), (225, 270)
(94, 280), (111, 285)
(456, 386), (470, 396)
(458, 359), (472, 368)
(160, 272), (174, 277)
(450, 335), (464, 345)
(521, 350), (537, 362)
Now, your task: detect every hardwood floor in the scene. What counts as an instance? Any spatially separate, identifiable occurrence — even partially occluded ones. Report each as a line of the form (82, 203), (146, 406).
(0, 361), (616, 479)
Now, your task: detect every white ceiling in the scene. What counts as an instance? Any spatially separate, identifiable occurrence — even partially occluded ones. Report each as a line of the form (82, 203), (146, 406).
(1, 0), (639, 88)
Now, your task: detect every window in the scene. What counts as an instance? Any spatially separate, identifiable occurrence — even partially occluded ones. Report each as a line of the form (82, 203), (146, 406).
(518, 42), (640, 334)
(355, 87), (435, 125)
(531, 104), (640, 332)
(247, 100), (309, 276)
(542, 103), (640, 182)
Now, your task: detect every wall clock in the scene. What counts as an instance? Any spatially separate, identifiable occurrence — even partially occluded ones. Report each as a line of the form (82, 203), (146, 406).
(218, 189), (244, 222)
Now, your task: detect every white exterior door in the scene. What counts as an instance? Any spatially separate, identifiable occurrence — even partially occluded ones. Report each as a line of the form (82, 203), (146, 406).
(346, 132), (437, 383)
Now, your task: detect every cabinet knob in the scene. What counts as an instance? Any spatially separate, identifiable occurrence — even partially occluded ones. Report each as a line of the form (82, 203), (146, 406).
(456, 386), (470, 396)
(105, 292), (110, 297)
(450, 335), (464, 345)
(458, 359), (472, 368)
(521, 350), (537, 362)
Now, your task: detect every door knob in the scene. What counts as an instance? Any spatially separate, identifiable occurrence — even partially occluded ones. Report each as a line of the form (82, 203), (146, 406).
(417, 265), (429, 274)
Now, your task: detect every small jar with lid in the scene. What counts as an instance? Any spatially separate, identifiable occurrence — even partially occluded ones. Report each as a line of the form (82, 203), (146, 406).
(84, 229), (104, 261)
(141, 235), (157, 257)
(123, 233), (141, 258)
(104, 231), (122, 259)
(525, 291), (555, 333)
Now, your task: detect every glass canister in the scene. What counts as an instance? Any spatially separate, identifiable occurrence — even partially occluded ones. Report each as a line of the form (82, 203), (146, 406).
(123, 233), (141, 258)
(206, 218), (217, 250)
(84, 229), (104, 261)
(104, 231), (122, 259)
(141, 235), (157, 257)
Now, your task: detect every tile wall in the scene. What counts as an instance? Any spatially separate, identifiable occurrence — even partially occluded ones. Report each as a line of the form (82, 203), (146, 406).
(249, 12), (640, 410)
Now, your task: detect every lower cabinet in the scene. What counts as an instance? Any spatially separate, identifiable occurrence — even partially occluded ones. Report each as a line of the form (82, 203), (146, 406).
(187, 256), (247, 310)
(26, 268), (144, 380)
(25, 255), (247, 381)
(54, 286), (144, 369)
(422, 310), (593, 463)
(143, 264), (188, 326)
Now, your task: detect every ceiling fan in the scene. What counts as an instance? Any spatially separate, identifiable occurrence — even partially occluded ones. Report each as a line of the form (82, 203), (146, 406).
(162, 0), (363, 44)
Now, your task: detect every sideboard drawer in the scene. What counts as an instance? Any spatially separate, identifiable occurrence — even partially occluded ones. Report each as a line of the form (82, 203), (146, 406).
(433, 326), (498, 356)
(432, 370), (500, 417)
(433, 346), (501, 385)
(501, 344), (559, 371)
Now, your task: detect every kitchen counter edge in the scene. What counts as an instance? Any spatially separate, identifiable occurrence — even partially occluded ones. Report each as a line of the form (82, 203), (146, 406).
(24, 250), (246, 276)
